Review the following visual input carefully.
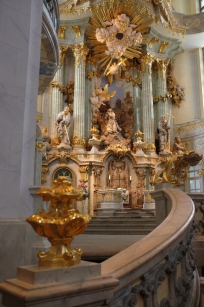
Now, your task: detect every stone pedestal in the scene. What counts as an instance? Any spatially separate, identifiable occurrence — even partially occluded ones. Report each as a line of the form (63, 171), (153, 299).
(0, 262), (118, 307)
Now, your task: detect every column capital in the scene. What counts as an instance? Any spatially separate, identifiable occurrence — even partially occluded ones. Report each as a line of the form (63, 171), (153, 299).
(156, 58), (169, 80)
(59, 45), (69, 65)
(140, 52), (155, 74)
(72, 43), (89, 66)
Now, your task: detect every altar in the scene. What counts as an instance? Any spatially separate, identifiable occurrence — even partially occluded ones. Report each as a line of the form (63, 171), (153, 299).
(95, 189), (123, 216)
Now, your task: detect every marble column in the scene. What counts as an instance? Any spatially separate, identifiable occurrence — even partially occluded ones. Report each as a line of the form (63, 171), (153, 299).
(50, 46), (68, 139)
(155, 59), (171, 125)
(141, 53), (155, 144)
(85, 61), (94, 141)
(132, 69), (142, 135)
(72, 43), (89, 150)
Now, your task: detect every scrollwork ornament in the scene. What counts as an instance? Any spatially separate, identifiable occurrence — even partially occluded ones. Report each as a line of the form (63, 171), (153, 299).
(123, 292), (137, 307)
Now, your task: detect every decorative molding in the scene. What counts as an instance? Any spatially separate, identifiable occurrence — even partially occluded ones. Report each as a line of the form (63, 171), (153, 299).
(174, 121), (204, 133)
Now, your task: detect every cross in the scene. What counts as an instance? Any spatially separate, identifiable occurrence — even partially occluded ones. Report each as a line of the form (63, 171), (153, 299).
(166, 110), (175, 124)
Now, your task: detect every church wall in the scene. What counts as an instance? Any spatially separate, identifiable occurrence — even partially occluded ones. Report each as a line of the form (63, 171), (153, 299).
(171, 0), (200, 14)
(0, 0), (44, 289)
(172, 49), (202, 124)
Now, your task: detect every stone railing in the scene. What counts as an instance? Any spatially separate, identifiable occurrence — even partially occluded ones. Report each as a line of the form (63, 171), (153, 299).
(0, 189), (200, 307)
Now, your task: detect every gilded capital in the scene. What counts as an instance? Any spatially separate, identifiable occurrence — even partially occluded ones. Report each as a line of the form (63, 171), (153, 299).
(60, 45), (69, 65)
(72, 43), (89, 66)
(140, 53), (155, 74)
(156, 59), (169, 79)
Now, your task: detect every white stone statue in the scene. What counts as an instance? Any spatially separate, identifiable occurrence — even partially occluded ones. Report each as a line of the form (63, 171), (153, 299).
(157, 115), (170, 152)
(56, 106), (71, 147)
(105, 108), (122, 135)
(172, 137), (186, 155)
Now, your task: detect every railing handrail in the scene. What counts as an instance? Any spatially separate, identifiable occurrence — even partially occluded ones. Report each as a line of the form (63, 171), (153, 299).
(101, 188), (195, 283)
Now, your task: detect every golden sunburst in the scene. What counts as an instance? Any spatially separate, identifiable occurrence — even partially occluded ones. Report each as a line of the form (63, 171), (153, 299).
(86, 0), (154, 69)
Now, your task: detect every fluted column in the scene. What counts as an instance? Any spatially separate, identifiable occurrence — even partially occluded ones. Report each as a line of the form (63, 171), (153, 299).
(141, 53), (155, 144)
(132, 69), (142, 135)
(72, 43), (89, 149)
(50, 46), (68, 139)
(155, 59), (171, 124)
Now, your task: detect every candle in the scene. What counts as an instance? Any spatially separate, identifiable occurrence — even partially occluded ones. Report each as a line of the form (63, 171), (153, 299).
(109, 175), (111, 180)
(130, 176), (132, 181)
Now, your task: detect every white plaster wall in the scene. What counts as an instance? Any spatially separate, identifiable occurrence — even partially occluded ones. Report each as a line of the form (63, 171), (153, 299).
(172, 50), (201, 124)
(0, 0), (43, 219)
(171, 0), (199, 14)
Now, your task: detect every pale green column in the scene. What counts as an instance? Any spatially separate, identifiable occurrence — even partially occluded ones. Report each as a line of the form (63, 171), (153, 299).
(72, 43), (89, 149)
(155, 59), (171, 125)
(132, 69), (142, 136)
(50, 46), (68, 139)
(85, 62), (94, 141)
(141, 53), (155, 143)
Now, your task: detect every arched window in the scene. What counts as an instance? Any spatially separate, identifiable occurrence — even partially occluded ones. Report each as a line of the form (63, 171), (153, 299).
(188, 165), (201, 192)
(200, 0), (204, 12)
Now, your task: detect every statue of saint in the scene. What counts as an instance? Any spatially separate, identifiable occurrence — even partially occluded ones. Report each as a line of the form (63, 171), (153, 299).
(105, 108), (122, 135)
(157, 116), (170, 152)
(172, 137), (186, 155)
(56, 106), (71, 146)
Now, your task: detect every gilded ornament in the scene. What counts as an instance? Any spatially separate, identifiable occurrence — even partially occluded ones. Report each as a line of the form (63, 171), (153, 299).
(72, 136), (86, 146)
(148, 37), (160, 48)
(41, 166), (49, 184)
(86, 0), (154, 69)
(156, 59), (169, 79)
(79, 165), (89, 183)
(161, 152), (203, 186)
(58, 26), (67, 39)
(26, 177), (91, 267)
(36, 114), (43, 123)
(158, 42), (169, 53)
(198, 170), (204, 177)
(107, 143), (131, 159)
(71, 26), (81, 38)
(60, 45), (69, 65)
(139, 52), (155, 75)
(36, 142), (45, 151)
(72, 43), (89, 66)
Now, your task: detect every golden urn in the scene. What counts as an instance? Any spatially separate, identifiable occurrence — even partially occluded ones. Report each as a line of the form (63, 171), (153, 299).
(26, 176), (91, 267)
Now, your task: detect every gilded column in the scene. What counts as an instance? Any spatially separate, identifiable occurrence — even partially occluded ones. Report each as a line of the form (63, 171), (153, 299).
(72, 43), (89, 149)
(50, 46), (68, 139)
(141, 53), (155, 145)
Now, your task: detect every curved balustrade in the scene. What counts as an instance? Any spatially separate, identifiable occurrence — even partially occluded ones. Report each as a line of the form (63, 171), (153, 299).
(101, 188), (199, 307)
(0, 189), (200, 307)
